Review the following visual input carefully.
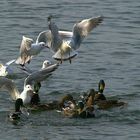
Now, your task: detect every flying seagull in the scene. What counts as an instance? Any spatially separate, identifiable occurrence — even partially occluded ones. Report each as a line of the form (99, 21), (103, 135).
(36, 16), (103, 63)
(16, 36), (48, 66)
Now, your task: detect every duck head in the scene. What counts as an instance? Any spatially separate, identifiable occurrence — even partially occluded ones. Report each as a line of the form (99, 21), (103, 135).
(77, 101), (84, 112)
(98, 80), (105, 93)
(34, 82), (41, 93)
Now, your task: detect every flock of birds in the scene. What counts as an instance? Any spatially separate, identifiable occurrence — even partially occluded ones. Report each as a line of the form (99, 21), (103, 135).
(0, 15), (126, 123)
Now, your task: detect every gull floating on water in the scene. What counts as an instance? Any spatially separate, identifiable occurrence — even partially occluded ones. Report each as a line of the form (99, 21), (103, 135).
(36, 16), (103, 63)
(0, 77), (34, 104)
(16, 36), (48, 66)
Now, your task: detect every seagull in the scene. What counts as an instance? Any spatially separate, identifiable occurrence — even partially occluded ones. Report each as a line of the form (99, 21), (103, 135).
(24, 63), (59, 86)
(15, 36), (48, 66)
(0, 59), (15, 77)
(0, 77), (34, 104)
(20, 59), (53, 75)
(36, 16), (103, 63)
(0, 62), (59, 105)
(0, 59), (29, 79)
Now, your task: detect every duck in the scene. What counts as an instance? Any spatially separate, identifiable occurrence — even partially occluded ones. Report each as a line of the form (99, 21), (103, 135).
(94, 79), (106, 101)
(61, 97), (95, 119)
(29, 94), (76, 112)
(36, 15), (103, 63)
(88, 80), (127, 110)
(8, 98), (29, 122)
(15, 36), (48, 66)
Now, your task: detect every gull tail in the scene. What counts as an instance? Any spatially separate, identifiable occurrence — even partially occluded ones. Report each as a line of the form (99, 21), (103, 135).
(52, 48), (78, 62)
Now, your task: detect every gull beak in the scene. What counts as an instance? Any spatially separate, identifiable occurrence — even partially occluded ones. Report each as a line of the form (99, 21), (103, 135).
(45, 45), (50, 49)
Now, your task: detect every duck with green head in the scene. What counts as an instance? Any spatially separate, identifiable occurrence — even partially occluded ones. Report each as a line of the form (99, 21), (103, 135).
(8, 98), (29, 121)
(94, 79), (106, 101)
(94, 80), (127, 109)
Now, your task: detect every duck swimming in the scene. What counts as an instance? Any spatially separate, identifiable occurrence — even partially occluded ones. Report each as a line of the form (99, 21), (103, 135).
(94, 79), (106, 101)
(29, 94), (76, 112)
(86, 80), (127, 110)
(62, 100), (95, 118)
(8, 98), (29, 121)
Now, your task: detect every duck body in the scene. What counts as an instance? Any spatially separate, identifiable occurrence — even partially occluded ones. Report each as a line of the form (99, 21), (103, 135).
(95, 99), (127, 110)
(62, 100), (95, 118)
(84, 80), (127, 110)
(8, 98), (29, 122)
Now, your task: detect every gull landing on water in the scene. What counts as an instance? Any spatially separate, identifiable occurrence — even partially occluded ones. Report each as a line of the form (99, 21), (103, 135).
(0, 77), (34, 105)
(0, 62), (59, 104)
(36, 16), (103, 63)
(15, 36), (48, 66)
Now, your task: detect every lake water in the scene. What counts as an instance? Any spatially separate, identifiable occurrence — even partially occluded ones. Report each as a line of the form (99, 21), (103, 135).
(0, 0), (140, 139)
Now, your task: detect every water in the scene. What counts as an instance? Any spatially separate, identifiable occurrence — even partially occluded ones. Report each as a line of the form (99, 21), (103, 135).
(0, 0), (140, 139)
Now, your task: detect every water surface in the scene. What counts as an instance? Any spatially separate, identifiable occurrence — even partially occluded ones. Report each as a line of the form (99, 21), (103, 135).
(0, 0), (140, 139)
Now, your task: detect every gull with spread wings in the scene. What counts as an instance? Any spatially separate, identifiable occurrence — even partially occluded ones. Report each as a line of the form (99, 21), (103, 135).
(36, 16), (103, 63)
(16, 36), (48, 66)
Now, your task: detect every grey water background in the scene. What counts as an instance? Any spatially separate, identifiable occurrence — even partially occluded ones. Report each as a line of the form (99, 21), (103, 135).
(0, 0), (140, 139)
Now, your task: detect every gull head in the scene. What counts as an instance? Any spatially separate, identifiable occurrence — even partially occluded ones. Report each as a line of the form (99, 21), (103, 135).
(24, 85), (33, 92)
(38, 42), (48, 49)
(42, 60), (51, 69)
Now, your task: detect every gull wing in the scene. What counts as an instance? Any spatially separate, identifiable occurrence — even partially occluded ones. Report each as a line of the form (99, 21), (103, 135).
(5, 59), (16, 67)
(36, 30), (73, 49)
(71, 16), (103, 50)
(24, 63), (59, 86)
(48, 20), (63, 52)
(16, 36), (33, 65)
(0, 77), (20, 100)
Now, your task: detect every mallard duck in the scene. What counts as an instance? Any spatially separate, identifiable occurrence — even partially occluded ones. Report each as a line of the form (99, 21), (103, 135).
(8, 98), (29, 121)
(62, 100), (95, 118)
(28, 94), (76, 112)
(84, 80), (127, 110)
(95, 99), (127, 110)
(94, 79), (106, 101)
